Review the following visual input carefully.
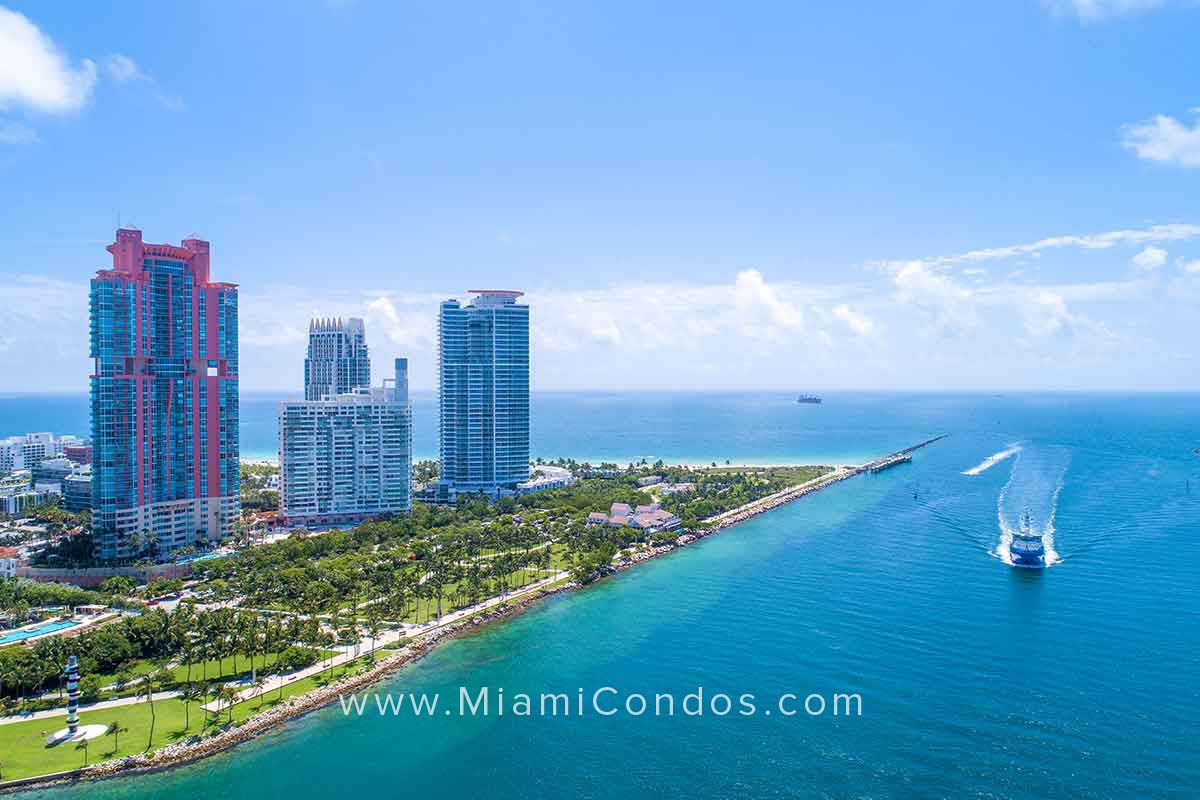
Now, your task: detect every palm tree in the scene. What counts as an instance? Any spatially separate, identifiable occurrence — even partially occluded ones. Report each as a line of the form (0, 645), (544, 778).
(202, 683), (221, 730)
(180, 683), (202, 732)
(106, 720), (128, 755)
(274, 665), (287, 702)
(365, 612), (382, 659)
(75, 738), (89, 767)
(252, 676), (267, 708)
(217, 685), (239, 725)
(137, 671), (160, 751)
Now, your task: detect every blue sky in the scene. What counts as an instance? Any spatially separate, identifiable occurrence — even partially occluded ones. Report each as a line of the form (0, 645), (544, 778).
(2, 0), (1199, 392)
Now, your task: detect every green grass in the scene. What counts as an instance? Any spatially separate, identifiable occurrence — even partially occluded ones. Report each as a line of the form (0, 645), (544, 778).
(0, 694), (207, 781)
(699, 465), (831, 482)
(398, 566), (561, 624)
(0, 655), (383, 783)
(90, 650), (334, 698)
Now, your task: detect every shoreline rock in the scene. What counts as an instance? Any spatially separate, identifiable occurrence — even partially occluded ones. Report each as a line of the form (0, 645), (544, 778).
(1, 469), (853, 794)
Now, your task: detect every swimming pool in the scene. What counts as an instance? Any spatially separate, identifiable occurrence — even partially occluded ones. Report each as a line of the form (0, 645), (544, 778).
(0, 619), (80, 645)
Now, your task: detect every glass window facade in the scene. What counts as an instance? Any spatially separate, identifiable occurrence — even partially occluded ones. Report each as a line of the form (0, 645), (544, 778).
(89, 230), (239, 561)
(438, 292), (530, 494)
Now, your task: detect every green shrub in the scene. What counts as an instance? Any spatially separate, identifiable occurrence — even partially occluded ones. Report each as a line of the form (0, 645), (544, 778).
(276, 645), (319, 673)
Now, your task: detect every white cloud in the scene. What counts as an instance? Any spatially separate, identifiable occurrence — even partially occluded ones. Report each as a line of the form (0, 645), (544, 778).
(938, 224), (1200, 265)
(870, 224), (1200, 276)
(0, 119), (38, 144)
(103, 53), (141, 83)
(1022, 290), (1075, 337)
(1122, 111), (1200, 168)
(732, 269), (804, 333)
(2, 221), (1198, 392)
(831, 304), (876, 336)
(1131, 245), (1168, 271)
(1042, 0), (1172, 20)
(103, 52), (185, 112)
(891, 260), (980, 337)
(0, 6), (96, 114)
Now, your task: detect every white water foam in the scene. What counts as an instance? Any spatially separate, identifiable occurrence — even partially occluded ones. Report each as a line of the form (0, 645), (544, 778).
(989, 446), (1070, 567)
(1042, 469), (1066, 566)
(993, 465), (1016, 565)
(963, 444), (1022, 476)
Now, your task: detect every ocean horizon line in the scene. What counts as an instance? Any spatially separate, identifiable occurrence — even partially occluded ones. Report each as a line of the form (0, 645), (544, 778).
(4, 388), (1200, 398)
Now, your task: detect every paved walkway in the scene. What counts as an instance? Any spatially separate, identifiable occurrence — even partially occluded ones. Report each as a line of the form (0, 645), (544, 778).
(0, 690), (181, 727)
(201, 569), (569, 714)
(2, 570), (570, 726)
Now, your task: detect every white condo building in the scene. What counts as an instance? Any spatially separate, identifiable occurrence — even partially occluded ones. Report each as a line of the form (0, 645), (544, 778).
(279, 358), (412, 527)
(0, 432), (56, 473)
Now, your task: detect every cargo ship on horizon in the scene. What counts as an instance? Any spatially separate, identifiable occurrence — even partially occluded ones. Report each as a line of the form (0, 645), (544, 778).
(796, 394), (823, 404)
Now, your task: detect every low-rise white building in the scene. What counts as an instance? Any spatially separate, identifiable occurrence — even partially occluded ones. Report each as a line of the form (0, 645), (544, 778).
(516, 465), (577, 495)
(0, 433), (56, 473)
(0, 546), (19, 579)
(0, 472), (61, 516)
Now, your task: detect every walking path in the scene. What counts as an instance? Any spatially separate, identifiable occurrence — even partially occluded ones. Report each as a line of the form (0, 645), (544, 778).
(0, 691), (180, 727)
(1, 570), (570, 726)
(200, 569), (570, 714)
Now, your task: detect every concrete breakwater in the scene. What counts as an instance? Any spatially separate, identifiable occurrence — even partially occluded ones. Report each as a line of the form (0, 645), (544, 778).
(702, 469), (858, 531)
(701, 435), (947, 532)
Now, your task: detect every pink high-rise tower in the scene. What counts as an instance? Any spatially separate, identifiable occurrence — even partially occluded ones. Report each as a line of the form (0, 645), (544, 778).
(90, 228), (240, 560)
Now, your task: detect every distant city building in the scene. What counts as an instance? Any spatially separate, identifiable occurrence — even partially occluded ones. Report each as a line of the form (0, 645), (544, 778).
(0, 434), (93, 474)
(0, 546), (20, 579)
(32, 457), (74, 486)
(0, 432), (56, 473)
(0, 479), (61, 516)
(63, 468), (93, 513)
(279, 358), (412, 527)
(90, 228), (239, 560)
(62, 442), (92, 465)
(588, 500), (680, 532)
(516, 465), (576, 495)
(305, 317), (371, 401)
(438, 290), (530, 498)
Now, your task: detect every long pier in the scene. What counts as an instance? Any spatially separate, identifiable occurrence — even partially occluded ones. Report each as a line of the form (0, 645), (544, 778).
(858, 434), (947, 475)
(701, 435), (948, 531)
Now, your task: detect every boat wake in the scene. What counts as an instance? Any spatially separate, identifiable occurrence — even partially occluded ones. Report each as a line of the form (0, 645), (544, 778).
(990, 445), (1069, 567)
(963, 444), (1022, 476)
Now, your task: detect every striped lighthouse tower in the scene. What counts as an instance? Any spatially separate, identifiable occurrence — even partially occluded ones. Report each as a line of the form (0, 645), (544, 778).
(64, 655), (81, 735)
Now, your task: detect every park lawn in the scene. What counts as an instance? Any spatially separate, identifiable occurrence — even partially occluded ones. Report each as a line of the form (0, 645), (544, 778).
(764, 465), (833, 484)
(92, 650), (335, 697)
(400, 567), (561, 624)
(222, 654), (382, 726)
(699, 465), (831, 481)
(546, 543), (570, 571)
(0, 654), (381, 782)
(0, 696), (206, 781)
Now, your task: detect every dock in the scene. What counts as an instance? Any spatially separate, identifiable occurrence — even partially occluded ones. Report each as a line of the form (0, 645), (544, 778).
(858, 434), (947, 476)
(867, 453), (911, 473)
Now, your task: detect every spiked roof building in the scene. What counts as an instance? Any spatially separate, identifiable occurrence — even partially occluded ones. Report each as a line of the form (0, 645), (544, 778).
(305, 317), (370, 401)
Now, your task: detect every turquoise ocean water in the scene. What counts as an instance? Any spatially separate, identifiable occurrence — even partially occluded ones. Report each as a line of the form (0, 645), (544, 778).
(4, 392), (1199, 798)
